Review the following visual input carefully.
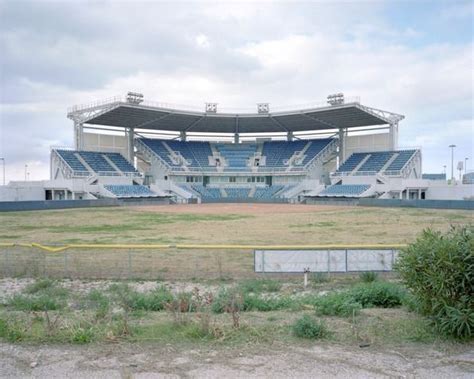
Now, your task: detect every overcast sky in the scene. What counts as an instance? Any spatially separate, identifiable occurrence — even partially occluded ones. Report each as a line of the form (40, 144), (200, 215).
(0, 0), (473, 181)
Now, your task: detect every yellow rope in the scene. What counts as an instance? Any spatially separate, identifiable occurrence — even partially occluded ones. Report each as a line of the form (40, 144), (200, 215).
(0, 242), (407, 252)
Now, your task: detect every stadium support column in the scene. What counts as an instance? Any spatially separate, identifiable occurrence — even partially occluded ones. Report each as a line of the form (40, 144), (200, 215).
(74, 121), (84, 151)
(338, 128), (345, 167)
(234, 133), (240, 144)
(389, 122), (398, 150)
(127, 127), (135, 163)
(287, 131), (294, 141)
(180, 131), (187, 141)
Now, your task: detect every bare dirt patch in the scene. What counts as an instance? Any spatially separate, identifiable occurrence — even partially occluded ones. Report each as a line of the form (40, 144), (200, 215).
(1, 341), (472, 378)
(134, 203), (351, 215)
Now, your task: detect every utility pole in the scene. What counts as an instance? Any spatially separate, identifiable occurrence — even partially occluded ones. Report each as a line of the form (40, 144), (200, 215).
(449, 145), (456, 182)
(465, 157), (469, 174)
(24, 164), (28, 181)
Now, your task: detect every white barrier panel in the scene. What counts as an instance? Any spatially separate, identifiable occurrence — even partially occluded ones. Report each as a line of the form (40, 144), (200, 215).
(254, 249), (398, 273)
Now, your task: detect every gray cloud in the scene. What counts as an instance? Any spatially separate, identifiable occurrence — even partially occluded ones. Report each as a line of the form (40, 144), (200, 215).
(0, 0), (473, 180)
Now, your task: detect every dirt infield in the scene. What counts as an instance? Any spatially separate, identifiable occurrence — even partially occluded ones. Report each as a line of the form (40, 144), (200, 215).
(134, 203), (352, 215)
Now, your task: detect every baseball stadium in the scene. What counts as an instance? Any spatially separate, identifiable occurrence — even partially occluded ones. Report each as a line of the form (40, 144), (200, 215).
(0, 92), (472, 376)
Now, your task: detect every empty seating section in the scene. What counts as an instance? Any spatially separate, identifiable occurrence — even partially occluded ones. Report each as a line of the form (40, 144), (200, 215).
(262, 140), (306, 167)
(357, 151), (393, 172)
(336, 153), (367, 173)
(56, 150), (88, 173)
(215, 143), (256, 171)
(422, 173), (446, 180)
(337, 150), (417, 175)
(189, 142), (214, 169)
(141, 139), (179, 167)
(140, 138), (335, 172)
(104, 152), (137, 173)
(104, 184), (156, 197)
(384, 150), (416, 171)
(300, 139), (333, 165)
(463, 172), (474, 184)
(79, 151), (115, 173)
(225, 187), (251, 199)
(318, 184), (370, 197)
(190, 184), (221, 200)
(253, 185), (284, 200)
(56, 149), (137, 175)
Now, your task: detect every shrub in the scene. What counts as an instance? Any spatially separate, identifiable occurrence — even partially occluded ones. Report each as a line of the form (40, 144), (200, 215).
(292, 315), (328, 339)
(243, 295), (294, 312)
(311, 273), (330, 285)
(350, 282), (406, 308)
(24, 279), (56, 294)
(396, 226), (474, 339)
(314, 292), (362, 317)
(71, 326), (95, 344)
(211, 288), (244, 314)
(238, 279), (282, 293)
(359, 272), (378, 283)
(109, 284), (174, 311)
(9, 294), (64, 311)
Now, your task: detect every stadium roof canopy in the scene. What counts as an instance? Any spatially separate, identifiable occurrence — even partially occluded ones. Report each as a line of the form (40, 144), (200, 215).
(67, 95), (404, 134)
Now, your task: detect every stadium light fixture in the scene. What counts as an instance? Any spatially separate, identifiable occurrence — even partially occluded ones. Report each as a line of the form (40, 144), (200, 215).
(126, 92), (144, 105)
(257, 103), (270, 114)
(449, 144), (456, 182)
(205, 103), (218, 113)
(327, 93), (345, 106)
(0, 158), (5, 185)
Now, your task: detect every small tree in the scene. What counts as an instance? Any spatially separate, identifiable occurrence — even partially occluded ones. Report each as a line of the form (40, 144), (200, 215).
(396, 226), (474, 339)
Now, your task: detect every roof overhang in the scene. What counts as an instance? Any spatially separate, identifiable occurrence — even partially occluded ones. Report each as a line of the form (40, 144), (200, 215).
(67, 98), (404, 134)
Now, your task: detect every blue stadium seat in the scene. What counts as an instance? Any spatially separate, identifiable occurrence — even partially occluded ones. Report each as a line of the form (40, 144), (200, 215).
(215, 143), (256, 171)
(318, 184), (370, 197)
(104, 184), (156, 198)
(56, 150), (89, 173)
(104, 153), (137, 173)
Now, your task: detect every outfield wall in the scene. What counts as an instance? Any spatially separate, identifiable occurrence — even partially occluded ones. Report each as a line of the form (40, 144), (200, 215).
(305, 197), (474, 210)
(0, 198), (171, 212)
(358, 198), (474, 210)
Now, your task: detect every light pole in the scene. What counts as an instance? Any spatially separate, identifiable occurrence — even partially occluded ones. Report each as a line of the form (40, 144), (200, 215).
(449, 145), (456, 181)
(24, 164), (28, 181)
(0, 158), (4, 185)
(465, 157), (469, 174)
(443, 165), (446, 175)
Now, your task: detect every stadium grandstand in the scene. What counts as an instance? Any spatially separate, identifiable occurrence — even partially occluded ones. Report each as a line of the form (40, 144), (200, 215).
(1, 92), (472, 203)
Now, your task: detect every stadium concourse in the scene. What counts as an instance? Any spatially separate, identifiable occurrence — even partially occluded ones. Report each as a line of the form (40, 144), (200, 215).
(1, 92), (473, 203)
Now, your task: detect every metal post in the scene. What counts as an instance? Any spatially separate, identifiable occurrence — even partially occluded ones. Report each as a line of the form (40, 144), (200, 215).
(261, 251), (265, 274)
(128, 250), (132, 279)
(64, 250), (69, 278)
(345, 249), (348, 272)
(327, 250), (331, 277)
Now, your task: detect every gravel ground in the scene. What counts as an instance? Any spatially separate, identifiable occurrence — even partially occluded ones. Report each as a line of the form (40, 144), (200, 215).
(0, 341), (473, 378)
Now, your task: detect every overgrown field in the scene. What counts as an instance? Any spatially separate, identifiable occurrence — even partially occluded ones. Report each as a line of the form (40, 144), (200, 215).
(0, 203), (471, 245)
(0, 275), (463, 349)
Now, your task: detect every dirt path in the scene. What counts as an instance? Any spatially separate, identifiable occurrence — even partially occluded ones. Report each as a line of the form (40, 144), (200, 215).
(1, 342), (473, 378)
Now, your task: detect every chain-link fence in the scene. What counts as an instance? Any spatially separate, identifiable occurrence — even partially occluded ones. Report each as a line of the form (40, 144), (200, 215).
(0, 246), (255, 280)
(0, 244), (405, 280)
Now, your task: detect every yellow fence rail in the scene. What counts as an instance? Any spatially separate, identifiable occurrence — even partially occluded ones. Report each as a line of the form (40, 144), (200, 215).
(0, 242), (408, 253)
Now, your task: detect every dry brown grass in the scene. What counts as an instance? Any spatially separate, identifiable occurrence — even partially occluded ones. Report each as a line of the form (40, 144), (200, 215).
(0, 203), (470, 245)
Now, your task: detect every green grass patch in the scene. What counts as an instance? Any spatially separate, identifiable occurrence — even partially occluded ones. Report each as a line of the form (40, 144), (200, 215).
(238, 278), (282, 294)
(292, 315), (329, 339)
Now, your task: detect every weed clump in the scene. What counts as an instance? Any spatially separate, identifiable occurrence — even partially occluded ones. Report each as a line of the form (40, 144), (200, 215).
(359, 272), (378, 283)
(292, 315), (329, 339)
